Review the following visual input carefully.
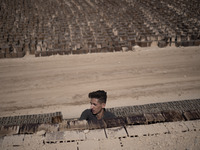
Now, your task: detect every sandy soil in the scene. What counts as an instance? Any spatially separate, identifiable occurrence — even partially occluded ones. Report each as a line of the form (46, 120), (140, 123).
(0, 46), (200, 119)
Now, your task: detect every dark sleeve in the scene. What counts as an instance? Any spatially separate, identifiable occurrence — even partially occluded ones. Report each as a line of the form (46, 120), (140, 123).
(79, 109), (90, 120)
(104, 111), (116, 119)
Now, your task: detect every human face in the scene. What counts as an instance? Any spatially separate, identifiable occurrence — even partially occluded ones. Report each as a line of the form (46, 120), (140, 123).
(90, 98), (105, 115)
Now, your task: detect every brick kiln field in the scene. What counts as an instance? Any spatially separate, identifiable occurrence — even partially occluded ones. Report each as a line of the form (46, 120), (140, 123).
(0, 0), (200, 149)
(0, 0), (200, 57)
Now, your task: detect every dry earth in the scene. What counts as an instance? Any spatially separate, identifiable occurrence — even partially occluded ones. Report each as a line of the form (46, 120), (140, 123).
(0, 46), (200, 119)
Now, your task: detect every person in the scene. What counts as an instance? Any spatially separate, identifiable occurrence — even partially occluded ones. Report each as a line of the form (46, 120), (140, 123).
(79, 90), (115, 122)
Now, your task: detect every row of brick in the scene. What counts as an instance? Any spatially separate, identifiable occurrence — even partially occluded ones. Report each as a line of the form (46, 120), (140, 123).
(1, 120), (200, 149)
(0, 109), (199, 138)
(0, 99), (200, 137)
(0, 112), (62, 126)
(108, 99), (200, 117)
(0, 0), (200, 58)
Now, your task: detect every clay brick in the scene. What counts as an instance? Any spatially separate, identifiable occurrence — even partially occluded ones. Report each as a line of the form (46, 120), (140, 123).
(2, 134), (24, 147)
(84, 129), (106, 140)
(72, 50), (89, 54)
(80, 49), (89, 54)
(52, 50), (58, 55)
(41, 51), (47, 57)
(6, 53), (12, 58)
(68, 120), (88, 130)
(105, 126), (127, 138)
(30, 49), (36, 55)
(44, 142), (77, 150)
(183, 110), (200, 120)
(164, 121), (188, 133)
(64, 50), (71, 55)
(104, 117), (126, 128)
(183, 120), (200, 131)
(11, 52), (18, 58)
(126, 114), (147, 125)
(37, 124), (59, 133)
(137, 41), (149, 47)
(175, 42), (181, 47)
(78, 140), (99, 150)
(35, 51), (40, 57)
(0, 53), (5, 58)
(47, 50), (53, 56)
(100, 48), (108, 53)
(52, 115), (63, 124)
(181, 41), (190, 47)
(23, 134), (44, 147)
(114, 46), (122, 52)
(88, 120), (107, 129)
(45, 131), (65, 143)
(57, 50), (65, 55)
(194, 40), (200, 46)
(90, 48), (98, 53)
(0, 126), (19, 137)
(108, 47), (114, 52)
(158, 41), (168, 48)
(145, 113), (165, 123)
(99, 139), (122, 150)
(16, 46), (23, 52)
(17, 51), (25, 58)
(19, 124), (39, 134)
(64, 130), (85, 141)
(162, 111), (184, 122)
(126, 123), (168, 137)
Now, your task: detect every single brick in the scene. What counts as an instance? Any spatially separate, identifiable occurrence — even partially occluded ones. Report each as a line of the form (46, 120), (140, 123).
(64, 130), (85, 141)
(78, 140), (99, 150)
(84, 129), (106, 140)
(104, 117), (126, 128)
(88, 120), (107, 129)
(45, 131), (65, 143)
(105, 126), (127, 139)
(183, 120), (200, 131)
(126, 123), (168, 137)
(164, 121), (189, 133)
(52, 116), (63, 124)
(67, 120), (89, 130)
(19, 124), (39, 134)
(17, 51), (25, 58)
(162, 111), (185, 122)
(99, 138), (122, 150)
(183, 110), (200, 120)
(126, 114), (147, 125)
(144, 113), (165, 123)
(0, 126), (19, 137)
(0, 53), (5, 58)
(37, 124), (59, 133)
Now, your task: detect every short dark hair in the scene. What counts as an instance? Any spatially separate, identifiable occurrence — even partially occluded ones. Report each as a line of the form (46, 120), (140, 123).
(88, 90), (107, 104)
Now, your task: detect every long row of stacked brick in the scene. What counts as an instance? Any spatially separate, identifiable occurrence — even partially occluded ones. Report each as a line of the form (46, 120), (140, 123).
(0, 0), (200, 58)
(0, 99), (199, 137)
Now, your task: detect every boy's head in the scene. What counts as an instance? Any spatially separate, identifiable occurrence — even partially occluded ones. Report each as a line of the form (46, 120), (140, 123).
(89, 90), (107, 115)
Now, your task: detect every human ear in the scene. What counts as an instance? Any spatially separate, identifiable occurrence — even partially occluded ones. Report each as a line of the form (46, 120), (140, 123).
(102, 103), (106, 108)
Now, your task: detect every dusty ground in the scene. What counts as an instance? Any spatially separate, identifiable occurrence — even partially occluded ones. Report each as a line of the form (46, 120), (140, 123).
(0, 46), (200, 150)
(0, 46), (200, 119)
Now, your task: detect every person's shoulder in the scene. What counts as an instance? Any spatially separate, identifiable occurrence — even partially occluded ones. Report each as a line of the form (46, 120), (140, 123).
(79, 109), (92, 120)
(81, 109), (91, 114)
(104, 110), (116, 119)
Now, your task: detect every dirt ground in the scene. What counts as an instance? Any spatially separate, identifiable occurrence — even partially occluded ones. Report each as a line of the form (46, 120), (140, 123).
(0, 46), (200, 119)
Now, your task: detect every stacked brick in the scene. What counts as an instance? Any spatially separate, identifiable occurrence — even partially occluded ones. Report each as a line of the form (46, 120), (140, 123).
(0, 0), (200, 58)
(0, 99), (200, 137)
